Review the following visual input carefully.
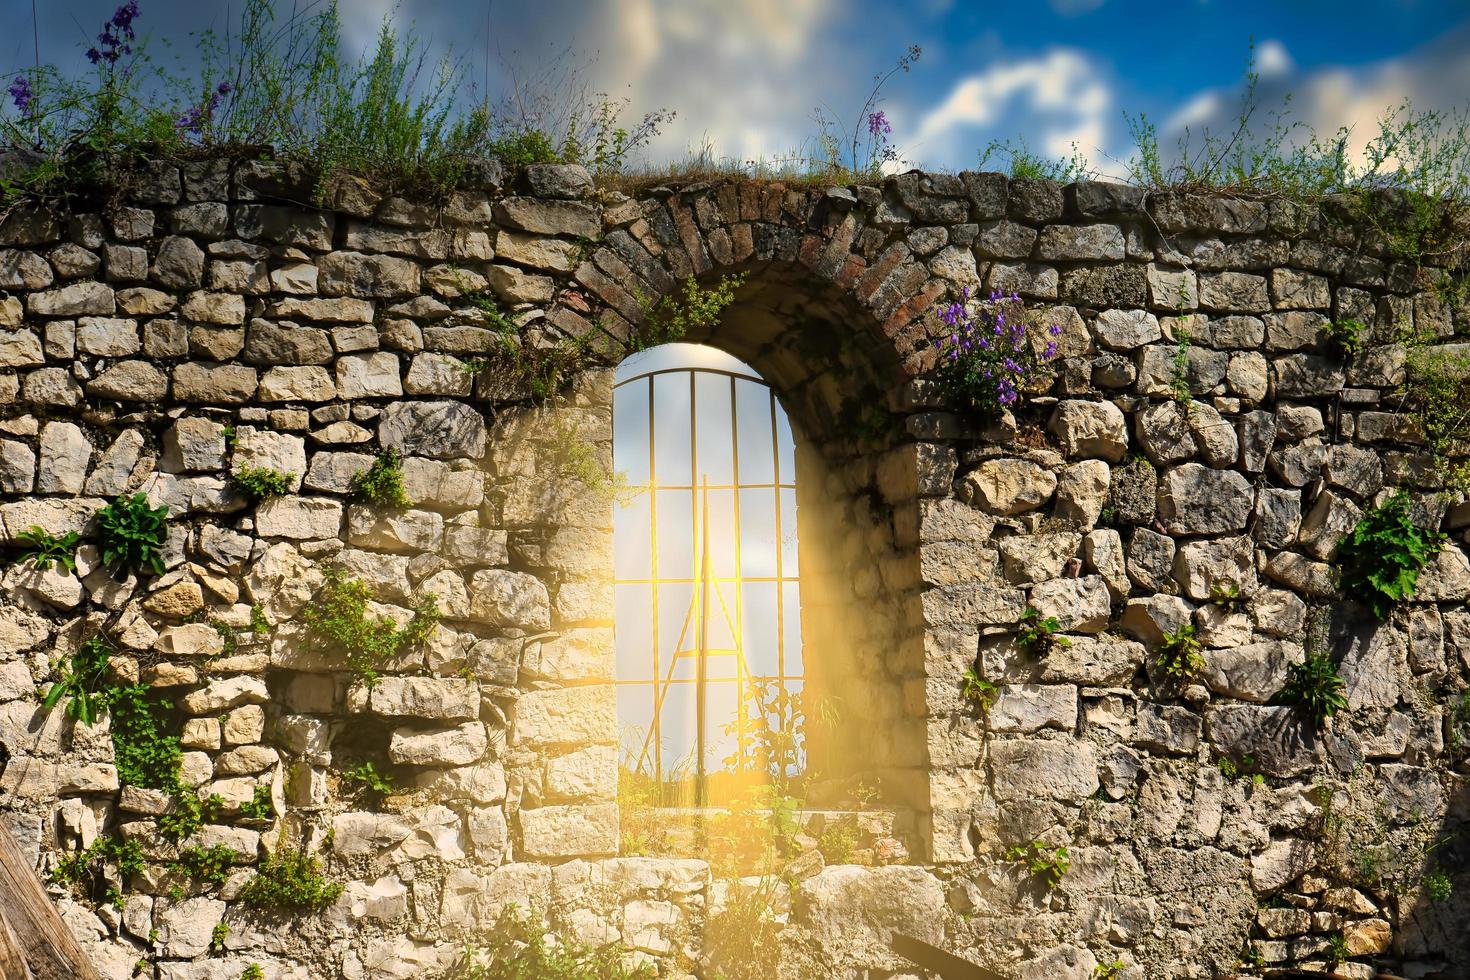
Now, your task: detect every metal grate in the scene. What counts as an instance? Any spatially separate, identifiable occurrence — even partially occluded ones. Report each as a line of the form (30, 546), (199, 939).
(612, 356), (802, 806)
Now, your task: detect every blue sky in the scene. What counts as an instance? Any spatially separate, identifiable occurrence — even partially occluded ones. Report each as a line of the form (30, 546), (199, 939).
(5, 0), (1470, 176)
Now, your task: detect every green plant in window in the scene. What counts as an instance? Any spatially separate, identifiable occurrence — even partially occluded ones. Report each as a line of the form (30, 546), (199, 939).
(95, 493), (169, 577)
(1337, 491), (1445, 620)
(14, 526), (80, 573)
(1273, 649), (1347, 728)
(41, 635), (114, 726)
(232, 466), (294, 502)
(1003, 840), (1070, 889)
(1016, 606), (1070, 657)
(350, 448), (412, 509)
(1155, 625), (1204, 681)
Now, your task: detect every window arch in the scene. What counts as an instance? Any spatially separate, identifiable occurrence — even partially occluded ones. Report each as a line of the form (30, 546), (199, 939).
(612, 343), (803, 806)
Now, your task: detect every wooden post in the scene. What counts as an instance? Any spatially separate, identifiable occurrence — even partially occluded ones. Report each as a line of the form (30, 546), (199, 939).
(0, 819), (102, 980)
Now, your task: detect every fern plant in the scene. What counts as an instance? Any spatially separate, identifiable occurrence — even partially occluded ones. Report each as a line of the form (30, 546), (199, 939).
(95, 493), (169, 577)
(1273, 649), (1347, 727)
(1337, 491), (1445, 620)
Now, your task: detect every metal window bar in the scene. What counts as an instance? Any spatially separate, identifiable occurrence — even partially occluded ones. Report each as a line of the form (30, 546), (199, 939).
(613, 364), (801, 806)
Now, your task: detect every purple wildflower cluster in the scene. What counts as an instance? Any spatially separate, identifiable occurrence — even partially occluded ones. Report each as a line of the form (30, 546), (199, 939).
(867, 110), (891, 138)
(87, 1), (141, 66)
(177, 82), (233, 137)
(932, 288), (1062, 417)
(7, 76), (33, 117)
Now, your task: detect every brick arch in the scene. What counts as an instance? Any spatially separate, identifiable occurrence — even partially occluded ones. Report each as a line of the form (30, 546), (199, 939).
(543, 178), (959, 387)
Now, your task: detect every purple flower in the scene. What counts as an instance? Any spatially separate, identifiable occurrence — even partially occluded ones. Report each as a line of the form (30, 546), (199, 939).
(1043, 340), (1059, 360)
(7, 76), (33, 116)
(867, 110), (891, 138)
(89, 2), (141, 67)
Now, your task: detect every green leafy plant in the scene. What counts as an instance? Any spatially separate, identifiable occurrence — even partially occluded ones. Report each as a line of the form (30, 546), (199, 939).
(960, 667), (997, 713)
(1337, 491), (1445, 620)
(210, 921), (229, 952)
(1273, 650), (1348, 728)
(454, 906), (655, 979)
(240, 967), (264, 980)
(49, 835), (145, 908)
(979, 135), (1090, 182)
(1216, 753), (1265, 787)
(1093, 960), (1127, 979)
(1016, 606), (1070, 657)
(631, 273), (747, 352)
(1426, 867), (1453, 903)
(170, 844), (241, 890)
(1326, 931), (1349, 966)
(1208, 582), (1244, 612)
(351, 448), (412, 509)
(303, 569), (439, 684)
(815, 816), (860, 865)
(15, 526), (80, 573)
(341, 761), (394, 796)
(95, 493), (169, 577)
(41, 635), (114, 725)
(159, 791), (225, 841)
(1399, 338), (1470, 490)
(1169, 321), (1193, 404)
(1003, 840), (1070, 889)
(1325, 318), (1367, 358)
(240, 785), (274, 822)
(547, 418), (636, 505)
(1155, 625), (1204, 681)
(238, 846), (342, 913)
(232, 466), (294, 502)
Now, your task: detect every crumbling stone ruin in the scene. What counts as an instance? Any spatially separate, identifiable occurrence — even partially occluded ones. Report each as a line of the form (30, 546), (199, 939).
(0, 157), (1466, 979)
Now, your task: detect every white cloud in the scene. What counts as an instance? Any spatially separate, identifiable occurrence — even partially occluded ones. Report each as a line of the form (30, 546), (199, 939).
(912, 48), (1117, 173)
(1149, 23), (1470, 175)
(1255, 39), (1293, 78)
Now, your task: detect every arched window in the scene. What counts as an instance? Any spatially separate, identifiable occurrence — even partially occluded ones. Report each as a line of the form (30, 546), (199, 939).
(613, 343), (802, 806)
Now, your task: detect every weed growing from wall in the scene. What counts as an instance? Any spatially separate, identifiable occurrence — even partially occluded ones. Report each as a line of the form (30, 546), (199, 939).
(350, 449), (412, 509)
(232, 466), (294, 502)
(454, 907), (654, 979)
(14, 526), (80, 573)
(631, 274), (748, 351)
(1155, 625), (1204, 681)
(238, 847), (341, 912)
(1272, 650), (1347, 727)
(1004, 840), (1070, 889)
(303, 569), (440, 684)
(931, 291), (1061, 420)
(1336, 491), (1445, 620)
(1016, 606), (1070, 657)
(95, 493), (169, 578)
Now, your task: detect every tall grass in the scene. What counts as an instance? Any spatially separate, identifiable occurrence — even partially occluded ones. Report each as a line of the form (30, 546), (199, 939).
(0, 0), (669, 204)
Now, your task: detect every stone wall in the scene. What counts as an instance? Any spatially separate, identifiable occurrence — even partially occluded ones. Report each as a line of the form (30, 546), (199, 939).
(0, 156), (1466, 979)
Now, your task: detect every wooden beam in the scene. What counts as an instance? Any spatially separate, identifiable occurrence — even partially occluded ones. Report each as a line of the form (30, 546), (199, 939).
(0, 819), (102, 980)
